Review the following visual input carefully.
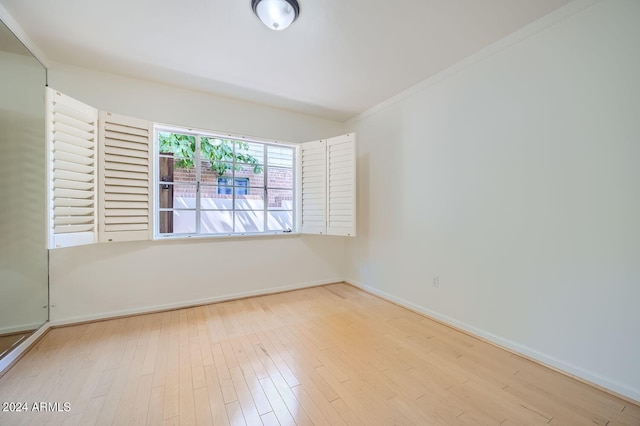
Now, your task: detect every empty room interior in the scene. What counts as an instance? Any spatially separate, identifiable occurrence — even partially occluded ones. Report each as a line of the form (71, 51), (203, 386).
(1, 0), (639, 424)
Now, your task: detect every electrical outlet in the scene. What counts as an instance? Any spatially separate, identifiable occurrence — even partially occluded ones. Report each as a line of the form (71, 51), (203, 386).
(432, 276), (439, 288)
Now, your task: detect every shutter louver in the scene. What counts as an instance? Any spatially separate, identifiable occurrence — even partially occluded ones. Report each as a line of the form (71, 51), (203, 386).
(47, 88), (98, 248)
(300, 139), (327, 234)
(327, 133), (356, 236)
(99, 112), (152, 242)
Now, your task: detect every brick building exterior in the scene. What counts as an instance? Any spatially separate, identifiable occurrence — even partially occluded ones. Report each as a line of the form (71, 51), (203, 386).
(172, 163), (293, 208)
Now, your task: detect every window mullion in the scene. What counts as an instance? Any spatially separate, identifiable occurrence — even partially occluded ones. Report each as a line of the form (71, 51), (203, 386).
(232, 140), (236, 233)
(195, 135), (201, 235)
(263, 143), (268, 233)
(292, 147), (297, 233)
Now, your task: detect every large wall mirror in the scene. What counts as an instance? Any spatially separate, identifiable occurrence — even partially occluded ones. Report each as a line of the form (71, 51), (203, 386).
(0, 19), (48, 360)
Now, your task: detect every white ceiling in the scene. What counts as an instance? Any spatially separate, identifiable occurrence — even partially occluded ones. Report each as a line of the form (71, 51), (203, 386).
(1, 0), (571, 120)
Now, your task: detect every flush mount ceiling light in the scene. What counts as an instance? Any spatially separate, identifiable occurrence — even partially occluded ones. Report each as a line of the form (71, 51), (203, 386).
(252, 0), (300, 31)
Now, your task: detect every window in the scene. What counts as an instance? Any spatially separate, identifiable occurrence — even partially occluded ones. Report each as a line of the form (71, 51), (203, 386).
(46, 87), (355, 248)
(217, 177), (249, 195)
(156, 128), (295, 237)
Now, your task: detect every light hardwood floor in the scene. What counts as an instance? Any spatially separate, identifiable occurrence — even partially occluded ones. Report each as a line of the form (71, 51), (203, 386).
(0, 283), (638, 425)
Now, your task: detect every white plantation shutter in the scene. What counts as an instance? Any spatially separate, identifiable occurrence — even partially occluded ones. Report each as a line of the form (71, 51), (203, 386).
(46, 88), (98, 248)
(299, 133), (356, 236)
(327, 133), (356, 236)
(300, 139), (327, 234)
(98, 112), (152, 242)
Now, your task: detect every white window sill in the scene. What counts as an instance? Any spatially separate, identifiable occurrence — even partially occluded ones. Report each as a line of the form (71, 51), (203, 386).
(153, 231), (301, 242)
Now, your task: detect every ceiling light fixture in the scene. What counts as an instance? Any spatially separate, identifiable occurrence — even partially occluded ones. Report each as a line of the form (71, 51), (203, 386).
(252, 0), (300, 31)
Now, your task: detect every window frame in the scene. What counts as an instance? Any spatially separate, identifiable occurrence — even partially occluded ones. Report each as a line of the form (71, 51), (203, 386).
(217, 177), (249, 195)
(153, 124), (297, 239)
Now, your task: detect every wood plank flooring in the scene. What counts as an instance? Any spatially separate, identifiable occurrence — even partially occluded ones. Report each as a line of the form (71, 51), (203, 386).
(0, 283), (637, 425)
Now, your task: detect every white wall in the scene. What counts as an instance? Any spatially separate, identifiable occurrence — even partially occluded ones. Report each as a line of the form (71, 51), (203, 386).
(47, 64), (347, 324)
(48, 63), (343, 143)
(49, 235), (346, 323)
(346, 0), (640, 401)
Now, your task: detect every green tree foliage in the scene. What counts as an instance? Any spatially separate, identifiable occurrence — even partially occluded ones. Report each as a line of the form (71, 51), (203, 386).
(159, 132), (263, 176)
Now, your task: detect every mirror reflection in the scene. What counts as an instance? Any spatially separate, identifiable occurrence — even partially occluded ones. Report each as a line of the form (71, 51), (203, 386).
(0, 19), (48, 359)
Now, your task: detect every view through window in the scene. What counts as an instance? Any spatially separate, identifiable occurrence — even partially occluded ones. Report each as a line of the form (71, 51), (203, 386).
(157, 129), (295, 236)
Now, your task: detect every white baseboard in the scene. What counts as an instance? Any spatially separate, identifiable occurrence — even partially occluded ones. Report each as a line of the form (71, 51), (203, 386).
(345, 279), (640, 404)
(0, 322), (46, 336)
(7, 277), (638, 405)
(49, 278), (343, 327)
